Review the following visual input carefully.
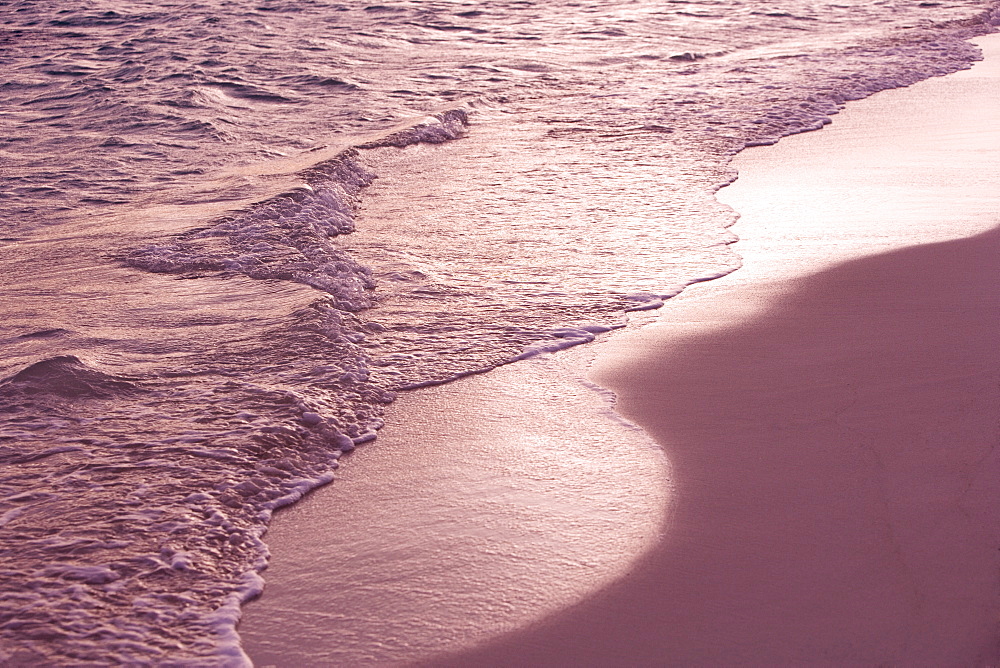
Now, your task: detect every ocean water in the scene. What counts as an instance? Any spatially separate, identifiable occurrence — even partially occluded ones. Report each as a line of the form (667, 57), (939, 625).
(1, 0), (997, 664)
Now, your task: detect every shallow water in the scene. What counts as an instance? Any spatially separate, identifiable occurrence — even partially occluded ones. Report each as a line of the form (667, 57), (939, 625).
(1, 0), (997, 663)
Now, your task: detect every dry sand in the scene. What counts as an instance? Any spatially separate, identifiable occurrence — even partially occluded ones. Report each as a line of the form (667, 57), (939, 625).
(426, 34), (1000, 666)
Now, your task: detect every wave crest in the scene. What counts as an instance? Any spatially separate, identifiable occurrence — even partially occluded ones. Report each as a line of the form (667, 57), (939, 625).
(1, 356), (137, 400)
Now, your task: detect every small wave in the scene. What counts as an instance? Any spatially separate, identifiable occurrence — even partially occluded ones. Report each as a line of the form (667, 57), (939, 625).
(203, 82), (301, 104)
(16, 329), (70, 339)
(1, 356), (137, 400)
(123, 152), (378, 312)
(47, 10), (154, 28)
(278, 74), (363, 91)
(123, 109), (469, 313)
(357, 108), (468, 148)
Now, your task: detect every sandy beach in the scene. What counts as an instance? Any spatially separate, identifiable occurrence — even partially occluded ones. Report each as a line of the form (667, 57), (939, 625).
(241, 34), (1000, 667)
(427, 34), (1000, 666)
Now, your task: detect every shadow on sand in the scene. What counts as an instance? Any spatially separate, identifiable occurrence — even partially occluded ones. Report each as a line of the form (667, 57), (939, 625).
(428, 226), (1000, 666)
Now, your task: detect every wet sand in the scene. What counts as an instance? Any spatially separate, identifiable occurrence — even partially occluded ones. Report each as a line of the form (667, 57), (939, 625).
(427, 34), (1000, 666)
(239, 345), (671, 666)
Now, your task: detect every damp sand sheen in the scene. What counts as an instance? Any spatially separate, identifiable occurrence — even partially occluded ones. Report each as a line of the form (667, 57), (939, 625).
(240, 33), (1000, 668)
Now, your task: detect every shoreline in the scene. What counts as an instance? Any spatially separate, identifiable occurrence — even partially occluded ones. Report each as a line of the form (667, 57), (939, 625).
(238, 345), (672, 666)
(239, 33), (1000, 666)
(428, 33), (1000, 666)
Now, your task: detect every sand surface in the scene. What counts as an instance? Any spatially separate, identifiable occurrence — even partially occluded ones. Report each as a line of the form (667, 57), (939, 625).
(429, 34), (1000, 666)
(239, 347), (671, 666)
(241, 34), (1000, 666)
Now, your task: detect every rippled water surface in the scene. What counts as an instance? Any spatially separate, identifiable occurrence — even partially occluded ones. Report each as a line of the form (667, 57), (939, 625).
(1, 0), (997, 663)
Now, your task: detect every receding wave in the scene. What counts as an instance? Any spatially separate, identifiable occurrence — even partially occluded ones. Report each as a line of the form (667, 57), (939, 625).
(0, 110), (470, 665)
(124, 109), (468, 309)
